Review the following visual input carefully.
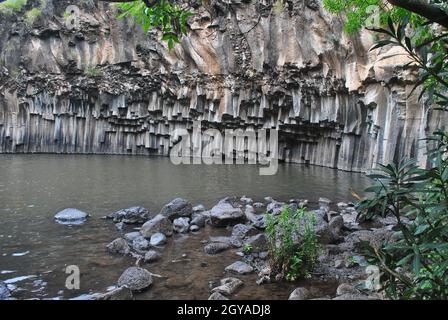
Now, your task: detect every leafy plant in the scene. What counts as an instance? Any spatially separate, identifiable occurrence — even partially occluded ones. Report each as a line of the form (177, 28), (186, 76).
(266, 206), (321, 281)
(115, 0), (193, 49)
(0, 0), (27, 15)
(24, 7), (41, 26)
(243, 243), (253, 254)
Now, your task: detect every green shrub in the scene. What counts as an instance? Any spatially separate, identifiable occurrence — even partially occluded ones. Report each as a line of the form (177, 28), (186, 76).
(266, 206), (321, 281)
(24, 7), (41, 25)
(0, 0), (27, 15)
(84, 66), (102, 78)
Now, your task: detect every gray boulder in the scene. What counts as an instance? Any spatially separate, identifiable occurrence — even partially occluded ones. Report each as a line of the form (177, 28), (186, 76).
(173, 217), (190, 233)
(132, 236), (151, 252)
(289, 287), (310, 300)
(193, 204), (206, 213)
(191, 213), (207, 228)
(204, 242), (231, 255)
(336, 283), (359, 296)
(329, 215), (344, 240)
(266, 201), (284, 215)
(244, 205), (266, 229)
(124, 232), (142, 242)
(210, 200), (245, 227)
(144, 250), (161, 263)
(54, 208), (88, 224)
(211, 277), (244, 296)
(160, 198), (193, 221)
(117, 267), (153, 292)
(225, 261), (254, 275)
(232, 224), (258, 239)
(150, 233), (167, 246)
(140, 214), (173, 238)
(107, 206), (150, 224)
(107, 238), (131, 255)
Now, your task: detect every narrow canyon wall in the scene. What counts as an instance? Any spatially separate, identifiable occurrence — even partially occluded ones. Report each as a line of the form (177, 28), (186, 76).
(0, 0), (446, 171)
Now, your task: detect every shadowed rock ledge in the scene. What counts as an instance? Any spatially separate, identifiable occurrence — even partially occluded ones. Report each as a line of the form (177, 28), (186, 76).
(0, 0), (446, 171)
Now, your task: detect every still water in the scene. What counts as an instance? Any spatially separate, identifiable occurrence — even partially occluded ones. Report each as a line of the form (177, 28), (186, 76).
(0, 154), (370, 299)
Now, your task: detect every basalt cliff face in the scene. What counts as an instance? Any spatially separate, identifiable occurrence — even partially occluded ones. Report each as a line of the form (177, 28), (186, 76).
(0, 0), (446, 172)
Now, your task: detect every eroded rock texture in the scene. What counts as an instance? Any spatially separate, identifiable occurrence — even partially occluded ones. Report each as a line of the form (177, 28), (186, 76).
(0, 0), (446, 171)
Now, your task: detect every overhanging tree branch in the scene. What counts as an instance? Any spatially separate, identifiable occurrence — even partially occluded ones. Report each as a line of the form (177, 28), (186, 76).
(386, 0), (448, 28)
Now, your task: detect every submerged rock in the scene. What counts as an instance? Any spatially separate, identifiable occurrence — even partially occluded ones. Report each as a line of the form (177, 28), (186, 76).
(107, 238), (130, 255)
(54, 208), (88, 224)
(107, 206), (150, 224)
(140, 214), (173, 238)
(225, 261), (254, 275)
(117, 267), (153, 292)
(210, 200), (245, 227)
(204, 242), (230, 255)
(160, 198), (193, 221)
(211, 277), (244, 296)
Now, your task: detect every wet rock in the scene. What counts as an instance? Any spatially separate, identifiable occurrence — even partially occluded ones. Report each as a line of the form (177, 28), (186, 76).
(210, 236), (242, 248)
(144, 250), (161, 263)
(336, 283), (359, 296)
(329, 215), (344, 239)
(140, 214), (173, 238)
(107, 206), (149, 224)
(204, 242), (231, 255)
(115, 222), (124, 231)
(264, 197), (274, 203)
(319, 197), (332, 210)
(191, 213), (207, 228)
(117, 267), (153, 292)
(240, 196), (253, 205)
(193, 204), (206, 213)
(190, 225), (200, 232)
(173, 217), (190, 233)
(150, 233), (167, 246)
(244, 234), (268, 253)
(0, 281), (11, 300)
(266, 201), (284, 215)
(210, 200), (245, 227)
(54, 208), (88, 224)
(232, 224), (258, 239)
(132, 236), (151, 252)
(208, 292), (229, 300)
(225, 261), (253, 275)
(244, 205), (266, 229)
(337, 202), (348, 210)
(211, 277), (244, 296)
(107, 238), (131, 255)
(124, 232), (142, 242)
(334, 259), (344, 269)
(253, 202), (264, 209)
(160, 198), (193, 221)
(288, 287), (310, 300)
